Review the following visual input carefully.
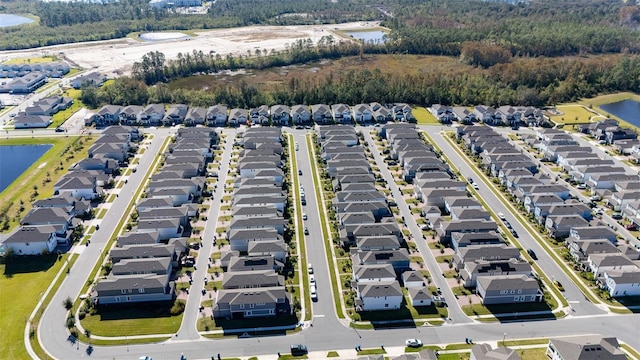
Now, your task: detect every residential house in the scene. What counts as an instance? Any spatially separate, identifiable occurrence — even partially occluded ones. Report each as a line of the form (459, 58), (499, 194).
(118, 105), (143, 125)
(470, 344), (521, 360)
(603, 270), (640, 297)
(586, 253), (637, 277)
(140, 104), (165, 126)
(206, 104), (228, 126)
(290, 105), (311, 124)
(311, 104), (332, 124)
(407, 287), (432, 307)
(270, 104), (290, 126)
(163, 104), (188, 125)
(331, 103), (352, 124)
(355, 281), (403, 311)
(1, 226), (57, 255)
(546, 335), (626, 360)
(249, 105), (270, 125)
(429, 104), (454, 123)
(184, 106), (206, 126)
(476, 274), (542, 304)
(352, 103), (373, 123)
(92, 274), (174, 304)
(213, 287), (291, 318)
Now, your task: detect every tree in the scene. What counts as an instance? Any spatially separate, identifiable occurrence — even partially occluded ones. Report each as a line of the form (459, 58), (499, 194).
(63, 297), (73, 311)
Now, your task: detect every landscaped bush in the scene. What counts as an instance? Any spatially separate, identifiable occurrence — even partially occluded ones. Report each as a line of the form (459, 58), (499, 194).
(170, 300), (186, 316)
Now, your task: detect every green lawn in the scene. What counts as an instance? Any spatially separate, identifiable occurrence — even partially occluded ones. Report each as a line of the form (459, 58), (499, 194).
(3, 56), (56, 65)
(549, 105), (598, 125)
(81, 302), (183, 336)
(413, 106), (441, 124)
(0, 254), (67, 359)
(50, 89), (84, 128)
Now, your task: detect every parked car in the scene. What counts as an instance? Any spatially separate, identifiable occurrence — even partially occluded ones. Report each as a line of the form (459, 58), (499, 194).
(527, 248), (538, 260)
(309, 285), (317, 301)
(304, 227), (309, 235)
(626, 223), (638, 231)
(302, 213), (308, 220)
(498, 212), (506, 220)
(55, 127), (64, 132)
(405, 339), (423, 348)
(308, 263), (313, 274)
(510, 228), (518, 237)
(576, 184), (587, 190)
(301, 198), (307, 206)
(472, 183), (479, 190)
(298, 169), (302, 175)
(309, 274), (316, 285)
(504, 221), (512, 229)
(611, 213), (623, 220)
(290, 344), (308, 356)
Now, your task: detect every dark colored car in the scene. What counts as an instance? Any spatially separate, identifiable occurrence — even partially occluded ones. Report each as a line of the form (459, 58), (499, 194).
(291, 344), (308, 356)
(527, 249), (537, 260)
(611, 213), (623, 220)
(55, 127), (65, 132)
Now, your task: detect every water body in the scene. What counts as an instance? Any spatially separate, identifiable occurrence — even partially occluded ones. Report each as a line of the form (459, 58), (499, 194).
(599, 99), (640, 129)
(139, 32), (191, 42)
(0, 144), (52, 193)
(0, 14), (35, 28)
(344, 30), (388, 44)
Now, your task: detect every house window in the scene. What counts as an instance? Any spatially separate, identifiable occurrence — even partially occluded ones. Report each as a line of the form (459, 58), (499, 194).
(510, 289), (515, 294)
(240, 304), (244, 309)
(115, 297), (120, 302)
(250, 304), (254, 308)
(121, 289), (127, 294)
(128, 289), (132, 293)
(138, 288), (145, 293)
(500, 290), (508, 295)
(517, 289), (522, 294)
(245, 311), (252, 317)
(385, 304), (389, 308)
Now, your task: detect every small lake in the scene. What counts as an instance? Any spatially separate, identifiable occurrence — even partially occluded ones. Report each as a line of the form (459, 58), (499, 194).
(599, 99), (640, 129)
(0, 14), (34, 28)
(0, 144), (52, 193)
(344, 30), (388, 44)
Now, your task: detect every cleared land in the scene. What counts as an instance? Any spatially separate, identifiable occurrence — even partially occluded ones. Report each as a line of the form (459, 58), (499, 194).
(0, 22), (382, 76)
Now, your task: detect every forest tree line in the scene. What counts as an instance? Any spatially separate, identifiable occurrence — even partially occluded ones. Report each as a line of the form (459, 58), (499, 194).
(2, 0), (640, 58)
(83, 52), (640, 110)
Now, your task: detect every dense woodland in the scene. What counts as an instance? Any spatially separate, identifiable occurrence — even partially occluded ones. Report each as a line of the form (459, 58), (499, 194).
(4, 0), (640, 107)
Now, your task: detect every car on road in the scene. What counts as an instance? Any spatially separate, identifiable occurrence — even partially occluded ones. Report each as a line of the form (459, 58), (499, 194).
(309, 274), (315, 284)
(309, 285), (317, 301)
(302, 213), (308, 220)
(304, 227), (309, 235)
(139, 357), (153, 360)
(611, 213), (623, 220)
(527, 248), (537, 260)
(626, 223), (638, 231)
(504, 221), (512, 229)
(291, 344), (308, 356)
(308, 264), (313, 274)
(498, 212), (506, 220)
(55, 127), (64, 132)
(298, 169), (302, 175)
(472, 183), (479, 190)
(510, 228), (519, 238)
(405, 338), (423, 348)
(301, 198), (307, 206)
(467, 177), (473, 183)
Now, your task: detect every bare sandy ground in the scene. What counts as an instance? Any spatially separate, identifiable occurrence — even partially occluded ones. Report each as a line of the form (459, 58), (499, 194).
(0, 21), (380, 76)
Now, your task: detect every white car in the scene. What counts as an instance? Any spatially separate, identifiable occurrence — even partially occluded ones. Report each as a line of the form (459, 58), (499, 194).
(405, 338), (423, 348)
(310, 285), (317, 300)
(498, 213), (506, 220)
(302, 213), (308, 220)
(308, 264), (313, 274)
(472, 183), (479, 190)
(309, 274), (315, 284)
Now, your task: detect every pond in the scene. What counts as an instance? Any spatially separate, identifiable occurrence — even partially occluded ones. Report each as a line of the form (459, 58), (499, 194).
(0, 14), (34, 28)
(344, 30), (388, 44)
(0, 144), (52, 193)
(599, 99), (640, 129)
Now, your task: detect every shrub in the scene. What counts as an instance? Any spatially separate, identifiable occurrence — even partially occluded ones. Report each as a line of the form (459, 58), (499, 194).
(170, 300), (186, 316)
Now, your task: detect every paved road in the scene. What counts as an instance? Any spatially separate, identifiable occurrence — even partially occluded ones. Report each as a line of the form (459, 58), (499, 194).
(36, 128), (172, 358)
(176, 128), (234, 339)
(35, 125), (640, 360)
(425, 126), (607, 316)
(291, 129), (346, 330)
(360, 127), (471, 324)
